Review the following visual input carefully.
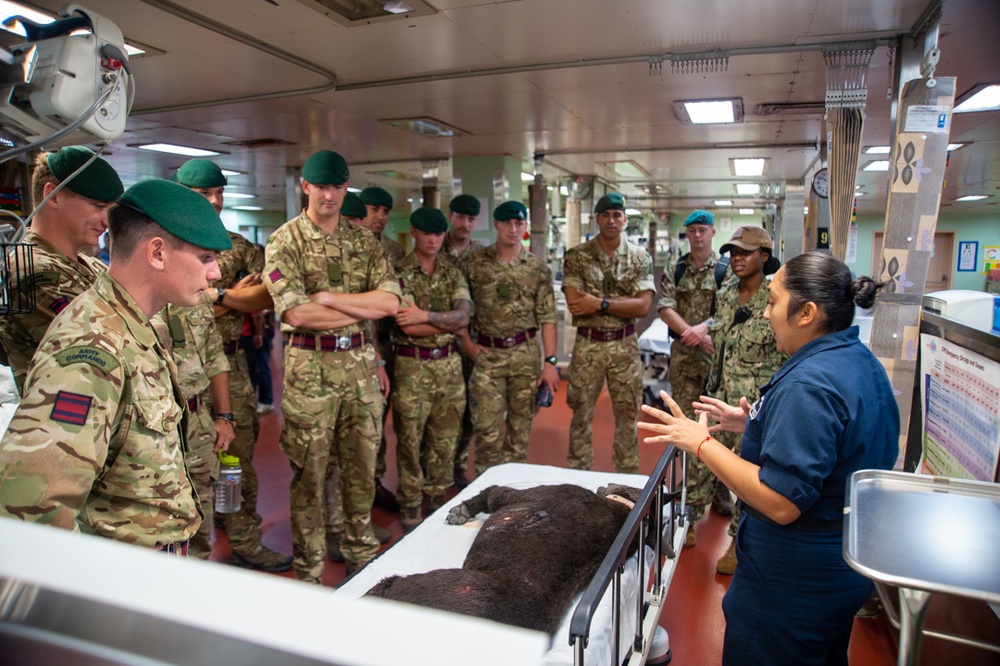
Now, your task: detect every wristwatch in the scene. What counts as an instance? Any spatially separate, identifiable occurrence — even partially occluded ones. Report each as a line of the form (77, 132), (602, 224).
(600, 298), (610, 312)
(215, 287), (227, 305)
(214, 412), (235, 424)
(545, 355), (558, 365)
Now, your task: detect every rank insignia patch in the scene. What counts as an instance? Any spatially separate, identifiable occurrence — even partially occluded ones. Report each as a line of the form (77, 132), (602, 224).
(268, 268), (283, 283)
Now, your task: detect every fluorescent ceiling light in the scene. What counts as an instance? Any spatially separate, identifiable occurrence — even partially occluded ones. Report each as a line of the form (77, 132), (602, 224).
(864, 146), (891, 154)
(735, 183), (759, 195)
(224, 192), (255, 199)
(625, 208), (641, 216)
(863, 160), (889, 172)
(598, 161), (648, 179)
(714, 200), (732, 206)
(955, 195), (988, 202)
(521, 172), (535, 183)
(382, 117), (462, 138)
(730, 158), (767, 177)
(347, 187), (362, 193)
(954, 84), (1000, 113)
(382, 0), (414, 13)
(231, 205), (262, 211)
(854, 192), (864, 197)
(947, 143), (965, 151)
(738, 208), (755, 215)
(559, 186), (569, 196)
(674, 98), (744, 124)
(220, 169), (242, 177)
(135, 143), (220, 157)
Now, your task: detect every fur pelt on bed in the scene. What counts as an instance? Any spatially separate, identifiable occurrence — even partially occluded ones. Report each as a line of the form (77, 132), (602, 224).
(365, 483), (646, 635)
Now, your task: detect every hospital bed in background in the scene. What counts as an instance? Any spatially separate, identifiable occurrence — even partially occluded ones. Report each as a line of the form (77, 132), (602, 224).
(338, 447), (687, 666)
(638, 318), (671, 408)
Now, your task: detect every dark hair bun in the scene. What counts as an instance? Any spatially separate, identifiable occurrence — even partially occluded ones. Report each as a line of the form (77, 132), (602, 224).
(851, 276), (880, 309)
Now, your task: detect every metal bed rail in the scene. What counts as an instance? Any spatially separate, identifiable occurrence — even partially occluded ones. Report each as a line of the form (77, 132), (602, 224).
(568, 444), (687, 666)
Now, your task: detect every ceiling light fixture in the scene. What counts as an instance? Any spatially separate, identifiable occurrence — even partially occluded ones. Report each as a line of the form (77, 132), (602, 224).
(220, 169), (243, 177)
(864, 146), (891, 154)
(134, 143), (221, 157)
(954, 84), (1000, 113)
(597, 160), (649, 179)
(735, 183), (759, 195)
(381, 117), (463, 138)
(625, 208), (642, 216)
(730, 158), (767, 177)
(674, 98), (744, 124)
(738, 208), (755, 215)
(231, 205), (263, 211)
(224, 192), (255, 199)
(521, 172), (535, 183)
(382, 0), (414, 13)
(947, 143), (966, 151)
(714, 200), (733, 206)
(955, 195), (988, 202)
(862, 160), (889, 172)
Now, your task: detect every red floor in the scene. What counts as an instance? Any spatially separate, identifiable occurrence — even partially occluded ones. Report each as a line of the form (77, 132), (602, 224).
(207, 346), (997, 665)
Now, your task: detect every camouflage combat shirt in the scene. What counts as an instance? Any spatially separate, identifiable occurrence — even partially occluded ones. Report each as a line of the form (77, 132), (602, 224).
(209, 232), (263, 344)
(656, 251), (724, 324)
(395, 252), (471, 349)
(562, 237), (654, 329)
(0, 271), (201, 546)
(264, 211), (401, 336)
(152, 300), (230, 400)
(442, 237), (485, 265)
(0, 229), (105, 390)
(463, 245), (557, 338)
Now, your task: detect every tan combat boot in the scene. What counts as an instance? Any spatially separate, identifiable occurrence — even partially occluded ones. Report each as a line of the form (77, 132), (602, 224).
(716, 539), (737, 575)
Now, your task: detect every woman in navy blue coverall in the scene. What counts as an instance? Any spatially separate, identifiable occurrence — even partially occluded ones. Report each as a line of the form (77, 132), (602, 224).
(638, 252), (899, 665)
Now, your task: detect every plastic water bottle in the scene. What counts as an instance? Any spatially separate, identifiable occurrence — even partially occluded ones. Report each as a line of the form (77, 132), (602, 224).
(215, 453), (242, 514)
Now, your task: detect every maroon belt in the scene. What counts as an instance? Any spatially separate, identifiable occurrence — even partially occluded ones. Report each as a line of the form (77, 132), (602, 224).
(397, 343), (455, 361)
(287, 331), (368, 352)
(158, 540), (190, 556)
(577, 324), (636, 342)
(187, 395), (200, 412)
(477, 327), (538, 349)
(223, 340), (238, 356)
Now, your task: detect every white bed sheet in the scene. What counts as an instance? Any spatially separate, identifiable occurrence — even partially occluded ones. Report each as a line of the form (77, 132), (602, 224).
(638, 318), (671, 357)
(337, 463), (651, 666)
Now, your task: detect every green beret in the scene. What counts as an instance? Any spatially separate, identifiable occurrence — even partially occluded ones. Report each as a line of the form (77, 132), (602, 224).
(493, 201), (527, 221)
(340, 192), (366, 218)
(360, 186), (393, 209)
(46, 146), (123, 202)
(684, 210), (714, 227)
(449, 194), (480, 216)
(302, 150), (349, 185)
(410, 207), (448, 233)
(594, 192), (626, 213)
(176, 159), (226, 188)
(118, 179), (232, 252)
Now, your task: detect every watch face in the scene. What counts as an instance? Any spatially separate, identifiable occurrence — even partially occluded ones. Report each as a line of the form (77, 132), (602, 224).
(812, 168), (829, 198)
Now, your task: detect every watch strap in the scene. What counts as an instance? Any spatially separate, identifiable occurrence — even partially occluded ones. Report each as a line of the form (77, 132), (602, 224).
(545, 355), (558, 365)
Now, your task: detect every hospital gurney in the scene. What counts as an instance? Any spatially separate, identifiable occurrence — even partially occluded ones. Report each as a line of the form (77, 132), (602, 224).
(338, 447), (687, 666)
(638, 318), (671, 408)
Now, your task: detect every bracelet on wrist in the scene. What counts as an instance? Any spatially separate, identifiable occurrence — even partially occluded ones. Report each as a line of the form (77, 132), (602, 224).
(696, 435), (713, 462)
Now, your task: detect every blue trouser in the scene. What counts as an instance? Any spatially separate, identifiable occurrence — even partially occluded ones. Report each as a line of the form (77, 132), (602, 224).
(722, 513), (872, 666)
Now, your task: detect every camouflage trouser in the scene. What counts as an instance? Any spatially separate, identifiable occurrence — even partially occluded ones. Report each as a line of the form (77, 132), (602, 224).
(392, 353), (464, 508)
(281, 344), (381, 582)
(566, 335), (643, 474)
(713, 382), (753, 536)
(468, 338), (541, 475)
(374, 332), (394, 480)
(217, 348), (261, 554)
(452, 349), (476, 475)
(668, 342), (715, 521)
(185, 393), (218, 559)
(323, 458), (344, 536)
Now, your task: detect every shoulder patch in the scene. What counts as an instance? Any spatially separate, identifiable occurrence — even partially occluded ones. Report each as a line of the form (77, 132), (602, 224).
(51, 296), (70, 313)
(31, 271), (60, 286)
(51, 390), (92, 426)
(53, 346), (120, 374)
(268, 268), (283, 283)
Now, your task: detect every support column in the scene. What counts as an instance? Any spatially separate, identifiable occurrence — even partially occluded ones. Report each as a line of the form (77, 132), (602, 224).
(528, 178), (548, 260)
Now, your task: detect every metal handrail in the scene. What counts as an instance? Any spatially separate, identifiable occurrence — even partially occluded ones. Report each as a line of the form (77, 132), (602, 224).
(568, 445), (683, 665)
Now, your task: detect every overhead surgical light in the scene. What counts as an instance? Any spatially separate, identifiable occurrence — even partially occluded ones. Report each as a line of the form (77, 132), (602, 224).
(135, 143), (221, 157)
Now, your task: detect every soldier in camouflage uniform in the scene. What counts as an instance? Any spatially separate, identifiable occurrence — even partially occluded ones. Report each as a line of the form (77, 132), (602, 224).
(461, 201), (559, 474)
(177, 159), (291, 572)
(706, 225), (787, 574)
(0, 146), (122, 391)
(442, 194), (485, 488)
(358, 186), (403, 513)
(563, 193), (654, 474)
(656, 210), (728, 545)
(392, 208), (471, 530)
(152, 300), (235, 559)
(264, 151), (401, 582)
(0, 179), (231, 551)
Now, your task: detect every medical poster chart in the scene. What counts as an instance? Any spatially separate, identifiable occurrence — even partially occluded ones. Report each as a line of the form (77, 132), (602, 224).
(919, 334), (1000, 481)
